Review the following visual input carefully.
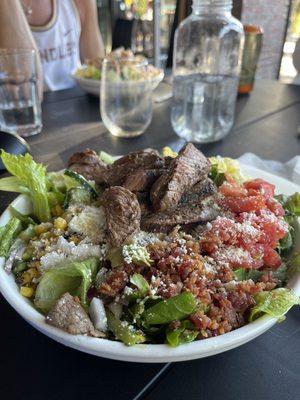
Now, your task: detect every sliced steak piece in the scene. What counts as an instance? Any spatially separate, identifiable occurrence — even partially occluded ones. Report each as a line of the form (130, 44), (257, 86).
(113, 148), (163, 167)
(142, 179), (218, 233)
(123, 169), (162, 192)
(107, 149), (165, 186)
(68, 149), (110, 184)
(103, 186), (141, 246)
(150, 143), (211, 211)
(46, 293), (105, 337)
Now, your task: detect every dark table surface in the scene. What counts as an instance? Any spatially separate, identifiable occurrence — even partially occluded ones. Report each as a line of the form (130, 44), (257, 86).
(1, 80), (300, 400)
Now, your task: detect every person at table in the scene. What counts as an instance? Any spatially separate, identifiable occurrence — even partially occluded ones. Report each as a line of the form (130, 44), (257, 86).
(0, 0), (105, 95)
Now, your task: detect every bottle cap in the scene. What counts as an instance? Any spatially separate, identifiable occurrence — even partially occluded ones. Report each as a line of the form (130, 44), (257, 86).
(193, 0), (232, 7)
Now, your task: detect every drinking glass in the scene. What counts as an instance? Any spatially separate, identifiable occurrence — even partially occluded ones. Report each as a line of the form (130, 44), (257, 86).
(0, 49), (42, 137)
(100, 58), (153, 138)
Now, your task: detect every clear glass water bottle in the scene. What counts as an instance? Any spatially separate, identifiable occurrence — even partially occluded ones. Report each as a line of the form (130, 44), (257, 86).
(171, 0), (244, 143)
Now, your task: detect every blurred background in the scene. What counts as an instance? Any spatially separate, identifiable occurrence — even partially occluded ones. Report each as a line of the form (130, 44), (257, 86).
(96, 0), (300, 84)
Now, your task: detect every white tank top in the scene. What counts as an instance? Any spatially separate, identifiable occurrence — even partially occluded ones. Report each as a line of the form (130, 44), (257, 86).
(31, 0), (81, 91)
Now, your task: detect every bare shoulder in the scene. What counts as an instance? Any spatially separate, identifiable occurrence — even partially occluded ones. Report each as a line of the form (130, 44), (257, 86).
(73, 0), (97, 25)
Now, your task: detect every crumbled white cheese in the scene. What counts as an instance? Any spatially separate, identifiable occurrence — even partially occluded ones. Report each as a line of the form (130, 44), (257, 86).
(40, 236), (106, 271)
(68, 205), (106, 244)
(131, 231), (161, 246)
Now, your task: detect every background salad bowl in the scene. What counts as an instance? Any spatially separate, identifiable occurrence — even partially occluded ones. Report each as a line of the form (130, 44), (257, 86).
(0, 165), (299, 363)
(71, 67), (164, 97)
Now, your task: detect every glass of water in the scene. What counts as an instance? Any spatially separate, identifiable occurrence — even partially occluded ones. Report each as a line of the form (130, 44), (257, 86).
(0, 49), (42, 137)
(100, 58), (153, 138)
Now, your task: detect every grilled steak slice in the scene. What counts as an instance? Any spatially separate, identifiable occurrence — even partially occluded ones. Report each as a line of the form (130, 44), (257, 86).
(142, 179), (218, 233)
(107, 149), (165, 186)
(123, 169), (162, 192)
(68, 149), (110, 184)
(103, 186), (141, 246)
(150, 143), (211, 211)
(46, 293), (104, 337)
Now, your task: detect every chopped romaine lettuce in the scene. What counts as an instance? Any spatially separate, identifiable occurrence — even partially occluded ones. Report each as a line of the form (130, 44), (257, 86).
(106, 309), (146, 346)
(0, 151), (51, 222)
(287, 254), (300, 278)
(209, 164), (226, 186)
(249, 288), (300, 322)
(277, 229), (294, 255)
(142, 291), (197, 325)
(0, 176), (30, 194)
(166, 320), (198, 347)
(276, 193), (300, 216)
(47, 172), (77, 193)
(34, 257), (99, 313)
(106, 247), (123, 268)
(209, 156), (247, 184)
(130, 273), (150, 297)
(99, 151), (115, 165)
(0, 217), (23, 257)
(275, 192), (300, 255)
(9, 206), (36, 227)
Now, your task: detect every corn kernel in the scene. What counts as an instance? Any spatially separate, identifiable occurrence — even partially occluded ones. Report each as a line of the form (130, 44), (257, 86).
(52, 204), (63, 217)
(20, 286), (34, 298)
(54, 217), (67, 230)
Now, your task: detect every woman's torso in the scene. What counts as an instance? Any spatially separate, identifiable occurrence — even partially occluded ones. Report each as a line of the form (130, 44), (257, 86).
(31, 0), (81, 91)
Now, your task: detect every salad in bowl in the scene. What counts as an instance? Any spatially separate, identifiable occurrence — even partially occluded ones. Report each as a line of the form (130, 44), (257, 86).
(0, 144), (299, 356)
(73, 47), (164, 96)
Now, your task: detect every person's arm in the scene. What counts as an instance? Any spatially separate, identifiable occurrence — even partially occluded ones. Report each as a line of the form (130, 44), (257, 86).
(75, 0), (105, 61)
(0, 0), (43, 99)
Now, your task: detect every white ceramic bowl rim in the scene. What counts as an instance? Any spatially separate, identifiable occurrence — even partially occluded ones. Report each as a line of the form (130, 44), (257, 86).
(0, 164), (299, 362)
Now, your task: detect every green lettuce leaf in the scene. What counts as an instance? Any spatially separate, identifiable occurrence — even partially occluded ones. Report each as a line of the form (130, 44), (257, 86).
(34, 257), (99, 313)
(0, 151), (51, 222)
(275, 193), (300, 254)
(276, 193), (300, 216)
(142, 291), (197, 326)
(106, 309), (146, 346)
(106, 247), (123, 268)
(208, 164), (226, 186)
(130, 273), (150, 296)
(0, 217), (23, 257)
(166, 320), (198, 347)
(287, 254), (300, 278)
(0, 176), (29, 194)
(9, 206), (36, 227)
(249, 288), (300, 322)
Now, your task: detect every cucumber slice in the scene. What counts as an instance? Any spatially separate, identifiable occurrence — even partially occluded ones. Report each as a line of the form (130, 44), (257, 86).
(64, 169), (98, 199)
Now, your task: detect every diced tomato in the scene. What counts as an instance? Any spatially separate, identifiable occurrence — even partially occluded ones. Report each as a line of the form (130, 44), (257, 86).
(243, 243), (265, 269)
(263, 247), (282, 268)
(210, 247), (255, 269)
(220, 195), (266, 213)
(219, 182), (248, 197)
(255, 210), (288, 247)
(244, 179), (275, 199)
(200, 217), (238, 253)
(266, 198), (285, 217)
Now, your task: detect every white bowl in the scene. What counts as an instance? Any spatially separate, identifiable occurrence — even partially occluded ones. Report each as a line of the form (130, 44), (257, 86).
(71, 69), (165, 97)
(0, 165), (299, 363)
